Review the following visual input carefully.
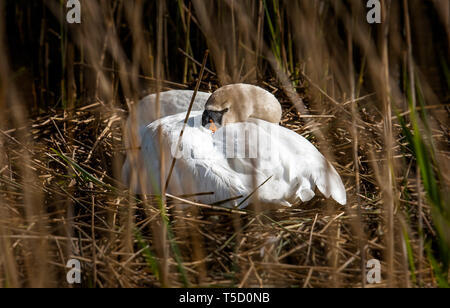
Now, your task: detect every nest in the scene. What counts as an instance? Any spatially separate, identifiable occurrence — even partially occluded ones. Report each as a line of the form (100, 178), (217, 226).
(0, 83), (438, 288)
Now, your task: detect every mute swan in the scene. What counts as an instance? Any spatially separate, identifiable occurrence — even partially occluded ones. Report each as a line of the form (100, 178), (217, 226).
(122, 84), (347, 208)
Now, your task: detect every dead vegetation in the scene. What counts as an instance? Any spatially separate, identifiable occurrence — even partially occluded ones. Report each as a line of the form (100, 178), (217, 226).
(0, 0), (448, 288)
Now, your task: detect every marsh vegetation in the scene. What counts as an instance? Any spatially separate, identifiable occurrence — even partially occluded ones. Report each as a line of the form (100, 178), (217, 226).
(0, 0), (448, 288)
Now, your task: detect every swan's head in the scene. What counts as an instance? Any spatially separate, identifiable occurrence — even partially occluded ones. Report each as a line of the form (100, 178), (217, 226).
(202, 84), (282, 131)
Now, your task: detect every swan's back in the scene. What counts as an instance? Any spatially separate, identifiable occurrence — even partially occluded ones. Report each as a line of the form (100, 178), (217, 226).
(125, 90), (211, 142)
(137, 90), (211, 124)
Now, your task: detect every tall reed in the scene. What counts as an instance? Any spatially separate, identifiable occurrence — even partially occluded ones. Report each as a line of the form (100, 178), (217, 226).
(0, 0), (448, 288)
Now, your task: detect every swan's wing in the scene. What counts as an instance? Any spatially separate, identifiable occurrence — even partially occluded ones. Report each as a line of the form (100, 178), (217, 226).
(275, 122), (347, 205)
(131, 111), (248, 206)
(211, 122), (291, 207)
(164, 113), (248, 203)
(215, 120), (347, 206)
(124, 111), (346, 208)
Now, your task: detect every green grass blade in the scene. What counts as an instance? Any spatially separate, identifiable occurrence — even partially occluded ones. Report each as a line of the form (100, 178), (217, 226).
(134, 229), (160, 281)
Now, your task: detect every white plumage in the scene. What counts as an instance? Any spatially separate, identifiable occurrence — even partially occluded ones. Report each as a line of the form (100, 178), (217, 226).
(122, 90), (210, 186)
(122, 88), (346, 208)
(124, 90), (210, 147)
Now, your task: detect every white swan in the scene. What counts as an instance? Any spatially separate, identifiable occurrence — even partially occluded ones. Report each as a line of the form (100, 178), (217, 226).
(122, 84), (346, 208)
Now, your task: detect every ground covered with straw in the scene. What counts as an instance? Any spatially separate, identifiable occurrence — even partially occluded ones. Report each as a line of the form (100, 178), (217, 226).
(0, 79), (442, 288)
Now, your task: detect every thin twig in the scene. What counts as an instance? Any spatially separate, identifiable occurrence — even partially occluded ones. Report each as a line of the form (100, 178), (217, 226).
(165, 193), (247, 215)
(164, 50), (209, 191)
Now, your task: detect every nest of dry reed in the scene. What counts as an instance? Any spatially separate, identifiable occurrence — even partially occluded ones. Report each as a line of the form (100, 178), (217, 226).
(0, 77), (439, 288)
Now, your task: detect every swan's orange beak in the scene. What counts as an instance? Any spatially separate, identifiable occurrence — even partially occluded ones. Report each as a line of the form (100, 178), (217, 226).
(209, 120), (218, 134)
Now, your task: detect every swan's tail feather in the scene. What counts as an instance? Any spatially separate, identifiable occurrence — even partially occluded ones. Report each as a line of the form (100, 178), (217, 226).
(314, 162), (347, 205)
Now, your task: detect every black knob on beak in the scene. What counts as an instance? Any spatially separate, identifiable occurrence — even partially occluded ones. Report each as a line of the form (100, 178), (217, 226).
(202, 110), (212, 127)
(201, 109), (229, 127)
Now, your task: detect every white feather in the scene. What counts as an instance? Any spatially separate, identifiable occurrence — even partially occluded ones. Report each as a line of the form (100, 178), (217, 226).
(123, 108), (347, 208)
(122, 90), (210, 186)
